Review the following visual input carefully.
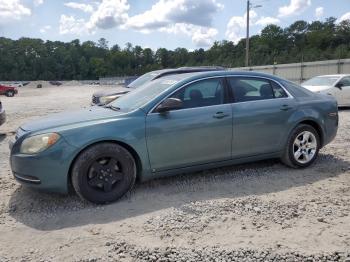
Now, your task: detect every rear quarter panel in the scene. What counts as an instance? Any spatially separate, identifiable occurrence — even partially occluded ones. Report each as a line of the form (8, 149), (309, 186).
(288, 95), (338, 147)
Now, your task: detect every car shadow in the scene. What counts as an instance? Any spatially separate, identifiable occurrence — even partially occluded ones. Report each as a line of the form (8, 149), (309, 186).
(0, 133), (6, 143)
(8, 153), (349, 231)
(339, 106), (350, 111)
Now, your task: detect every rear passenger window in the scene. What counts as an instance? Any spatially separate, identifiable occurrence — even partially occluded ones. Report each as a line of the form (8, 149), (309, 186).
(271, 81), (288, 98)
(229, 77), (274, 102)
(281, 80), (311, 97)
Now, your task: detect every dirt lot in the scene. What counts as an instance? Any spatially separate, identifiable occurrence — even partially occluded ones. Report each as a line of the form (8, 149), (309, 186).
(0, 85), (350, 261)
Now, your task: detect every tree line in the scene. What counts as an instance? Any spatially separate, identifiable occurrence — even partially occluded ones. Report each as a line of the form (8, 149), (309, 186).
(0, 17), (349, 81)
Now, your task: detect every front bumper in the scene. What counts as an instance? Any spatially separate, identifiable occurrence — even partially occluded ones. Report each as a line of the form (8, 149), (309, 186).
(13, 172), (41, 184)
(0, 109), (5, 126)
(9, 138), (77, 194)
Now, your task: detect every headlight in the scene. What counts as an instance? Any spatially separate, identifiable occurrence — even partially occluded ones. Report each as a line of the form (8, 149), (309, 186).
(20, 133), (60, 154)
(99, 95), (121, 105)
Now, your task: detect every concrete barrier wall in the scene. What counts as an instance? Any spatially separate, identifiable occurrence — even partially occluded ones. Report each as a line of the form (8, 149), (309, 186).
(230, 58), (350, 83)
(3, 59), (350, 85)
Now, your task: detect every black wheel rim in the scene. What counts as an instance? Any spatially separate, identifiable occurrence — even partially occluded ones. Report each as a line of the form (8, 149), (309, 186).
(87, 157), (124, 193)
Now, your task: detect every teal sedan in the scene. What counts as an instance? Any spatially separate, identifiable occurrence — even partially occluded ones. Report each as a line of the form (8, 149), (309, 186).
(10, 71), (338, 204)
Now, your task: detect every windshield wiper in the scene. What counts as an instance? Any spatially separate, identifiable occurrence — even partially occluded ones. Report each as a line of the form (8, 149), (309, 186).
(104, 105), (121, 111)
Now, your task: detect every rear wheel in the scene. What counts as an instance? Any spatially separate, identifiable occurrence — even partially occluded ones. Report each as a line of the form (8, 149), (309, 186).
(281, 124), (320, 168)
(72, 143), (136, 204)
(6, 90), (14, 97)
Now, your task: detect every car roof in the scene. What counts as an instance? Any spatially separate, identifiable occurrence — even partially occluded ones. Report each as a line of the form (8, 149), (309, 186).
(156, 70), (285, 83)
(152, 66), (225, 80)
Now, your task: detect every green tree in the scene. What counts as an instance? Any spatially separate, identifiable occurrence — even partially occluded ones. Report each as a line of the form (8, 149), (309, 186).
(0, 16), (349, 81)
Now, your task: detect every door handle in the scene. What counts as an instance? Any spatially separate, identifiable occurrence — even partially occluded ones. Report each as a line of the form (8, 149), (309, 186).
(213, 112), (229, 119)
(280, 104), (293, 111)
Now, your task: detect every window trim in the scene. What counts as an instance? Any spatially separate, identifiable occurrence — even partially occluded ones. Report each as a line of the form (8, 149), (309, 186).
(269, 79), (289, 99)
(227, 76), (290, 103)
(148, 75), (293, 115)
(150, 77), (229, 114)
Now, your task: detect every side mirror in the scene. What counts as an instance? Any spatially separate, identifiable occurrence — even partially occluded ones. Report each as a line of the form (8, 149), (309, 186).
(156, 98), (183, 113)
(335, 82), (343, 89)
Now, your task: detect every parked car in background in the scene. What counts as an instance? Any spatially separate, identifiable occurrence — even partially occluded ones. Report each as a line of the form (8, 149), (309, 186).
(0, 101), (5, 126)
(0, 84), (18, 97)
(302, 74), (350, 106)
(49, 81), (62, 86)
(8, 82), (29, 87)
(124, 76), (139, 87)
(91, 66), (225, 106)
(10, 71), (338, 204)
(11, 82), (23, 88)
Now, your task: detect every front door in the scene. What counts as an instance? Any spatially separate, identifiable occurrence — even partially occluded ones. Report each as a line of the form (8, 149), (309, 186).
(227, 77), (296, 158)
(146, 78), (232, 172)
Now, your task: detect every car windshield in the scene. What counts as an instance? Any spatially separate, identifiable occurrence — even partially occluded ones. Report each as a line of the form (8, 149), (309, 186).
(302, 76), (340, 86)
(111, 78), (178, 111)
(127, 71), (162, 89)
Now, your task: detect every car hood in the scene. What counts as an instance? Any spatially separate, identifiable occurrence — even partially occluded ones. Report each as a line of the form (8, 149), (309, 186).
(302, 85), (332, 92)
(21, 106), (125, 133)
(93, 87), (130, 97)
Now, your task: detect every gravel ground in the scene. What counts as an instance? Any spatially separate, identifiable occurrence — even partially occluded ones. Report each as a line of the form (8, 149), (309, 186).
(0, 85), (350, 261)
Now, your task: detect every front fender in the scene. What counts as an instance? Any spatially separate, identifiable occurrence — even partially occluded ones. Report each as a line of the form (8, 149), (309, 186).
(60, 115), (152, 181)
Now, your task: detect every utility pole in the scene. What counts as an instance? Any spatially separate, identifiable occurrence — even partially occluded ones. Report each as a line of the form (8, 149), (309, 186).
(245, 0), (250, 67)
(245, 1), (262, 68)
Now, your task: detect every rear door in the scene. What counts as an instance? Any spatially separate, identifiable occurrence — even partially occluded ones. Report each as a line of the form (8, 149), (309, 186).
(228, 77), (296, 158)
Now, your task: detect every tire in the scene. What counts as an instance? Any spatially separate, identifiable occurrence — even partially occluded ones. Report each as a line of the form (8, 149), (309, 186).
(6, 90), (14, 97)
(72, 143), (137, 204)
(281, 124), (320, 168)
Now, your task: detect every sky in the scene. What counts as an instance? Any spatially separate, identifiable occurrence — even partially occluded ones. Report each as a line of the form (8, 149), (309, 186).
(0, 0), (349, 50)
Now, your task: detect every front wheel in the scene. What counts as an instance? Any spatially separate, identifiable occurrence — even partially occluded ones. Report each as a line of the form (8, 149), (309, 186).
(6, 90), (14, 97)
(281, 124), (320, 168)
(72, 143), (137, 204)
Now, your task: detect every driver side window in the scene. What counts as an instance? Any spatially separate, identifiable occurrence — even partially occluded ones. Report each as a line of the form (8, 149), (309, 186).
(170, 78), (225, 109)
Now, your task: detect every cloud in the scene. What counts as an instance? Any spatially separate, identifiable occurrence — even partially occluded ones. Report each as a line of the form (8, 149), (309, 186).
(125, 0), (223, 47)
(59, 0), (222, 47)
(0, 0), (31, 20)
(255, 16), (280, 26)
(34, 0), (44, 6)
(59, 0), (129, 35)
(64, 2), (94, 13)
(338, 12), (350, 23)
(59, 15), (90, 35)
(191, 27), (218, 46)
(87, 0), (129, 30)
(278, 0), (311, 17)
(314, 7), (324, 20)
(126, 0), (223, 30)
(225, 10), (258, 43)
(39, 25), (51, 33)
(160, 23), (218, 47)
(225, 11), (280, 43)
